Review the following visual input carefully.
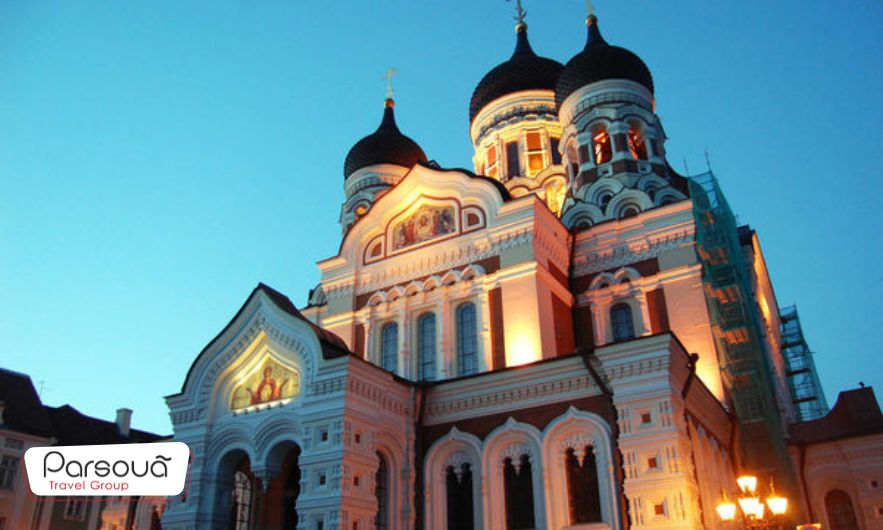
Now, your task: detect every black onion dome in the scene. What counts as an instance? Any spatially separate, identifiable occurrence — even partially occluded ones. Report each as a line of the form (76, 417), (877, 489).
(555, 16), (654, 109)
(344, 100), (427, 179)
(469, 25), (564, 123)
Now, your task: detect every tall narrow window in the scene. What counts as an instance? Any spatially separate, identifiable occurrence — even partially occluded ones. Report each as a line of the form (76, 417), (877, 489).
(64, 499), (87, 521)
(230, 470), (253, 530)
(610, 303), (635, 341)
(565, 446), (602, 524)
(487, 145), (498, 177)
(567, 142), (580, 179)
(380, 322), (398, 372)
(375, 453), (390, 530)
(628, 125), (648, 160)
(456, 303), (478, 376)
(446, 463), (475, 530)
(505, 141), (520, 179)
(417, 313), (436, 381)
(593, 128), (612, 165)
(825, 489), (859, 530)
(550, 137), (562, 165)
(0, 455), (18, 489)
(525, 132), (545, 175)
(504, 454), (535, 530)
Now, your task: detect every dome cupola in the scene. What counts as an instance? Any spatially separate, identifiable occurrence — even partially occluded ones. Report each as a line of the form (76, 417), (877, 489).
(469, 23), (563, 124)
(555, 14), (654, 109)
(343, 99), (427, 180)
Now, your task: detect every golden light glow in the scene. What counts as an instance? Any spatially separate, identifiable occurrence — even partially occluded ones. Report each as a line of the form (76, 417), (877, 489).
(506, 329), (541, 367)
(737, 497), (761, 518)
(766, 494), (787, 516)
(737, 475), (758, 494)
(715, 501), (737, 521)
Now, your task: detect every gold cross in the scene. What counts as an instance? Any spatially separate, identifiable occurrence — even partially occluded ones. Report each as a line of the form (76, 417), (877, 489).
(510, 0), (527, 25)
(382, 67), (398, 100)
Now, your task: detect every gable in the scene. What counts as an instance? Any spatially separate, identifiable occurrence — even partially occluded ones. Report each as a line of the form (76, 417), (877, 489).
(331, 163), (513, 269)
(166, 283), (352, 424)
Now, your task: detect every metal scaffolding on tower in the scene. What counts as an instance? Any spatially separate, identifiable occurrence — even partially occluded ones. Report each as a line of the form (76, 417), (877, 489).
(688, 171), (792, 475)
(779, 304), (829, 421)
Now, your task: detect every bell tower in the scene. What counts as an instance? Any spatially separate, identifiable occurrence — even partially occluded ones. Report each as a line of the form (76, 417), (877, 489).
(556, 13), (687, 228)
(468, 8), (568, 215)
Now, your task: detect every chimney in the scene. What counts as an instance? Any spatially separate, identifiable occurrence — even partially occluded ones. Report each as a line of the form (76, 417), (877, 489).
(115, 408), (133, 437)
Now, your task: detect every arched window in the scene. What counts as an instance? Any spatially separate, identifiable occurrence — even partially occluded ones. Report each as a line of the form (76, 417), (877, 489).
(380, 322), (398, 373)
(619, 205), (640, 219)
(375, 453), (390, 530)
(825, 489), (859, 530)
(230, 470), (254, 530)
(565, 446), (602, 524)
(592, 128), (612, 165)
(610, 303), (635, 341)
(417, 313), (437, 381)
(456, 303), (478, 377)
(628, 124), (648, 160)
(504, 455), (535, 530)
(598, 192), (613, 210)
(446, 463), (475, 530)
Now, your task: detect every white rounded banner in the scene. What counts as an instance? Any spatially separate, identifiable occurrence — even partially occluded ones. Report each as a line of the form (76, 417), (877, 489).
(24, 442), (190, 496)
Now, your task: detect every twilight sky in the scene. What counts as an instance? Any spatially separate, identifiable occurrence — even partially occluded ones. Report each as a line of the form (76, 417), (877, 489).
(1, 1), (881, 435)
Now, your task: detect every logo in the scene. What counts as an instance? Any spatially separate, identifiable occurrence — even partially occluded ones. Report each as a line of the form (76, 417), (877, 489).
(24, 442), (189, 496)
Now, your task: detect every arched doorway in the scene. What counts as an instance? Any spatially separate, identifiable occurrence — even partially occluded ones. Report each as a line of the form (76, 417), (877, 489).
(825, 489), (859, 530)
(263, 442), (302, 530)
(215, 450), (255, 530)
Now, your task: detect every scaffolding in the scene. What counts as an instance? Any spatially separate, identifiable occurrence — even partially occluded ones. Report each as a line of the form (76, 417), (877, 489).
(688, 171), (792, 473)
(779, 304), (829, 421)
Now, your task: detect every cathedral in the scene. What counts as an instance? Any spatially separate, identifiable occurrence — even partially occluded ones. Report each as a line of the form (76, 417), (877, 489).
(155, 8), (883, 530)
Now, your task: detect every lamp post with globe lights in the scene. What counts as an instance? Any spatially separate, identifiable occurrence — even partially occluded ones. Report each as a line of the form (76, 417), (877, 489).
(716, 475), (789, 529)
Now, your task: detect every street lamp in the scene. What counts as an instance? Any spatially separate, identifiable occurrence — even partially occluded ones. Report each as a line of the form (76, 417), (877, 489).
(716, 475), (789, 529)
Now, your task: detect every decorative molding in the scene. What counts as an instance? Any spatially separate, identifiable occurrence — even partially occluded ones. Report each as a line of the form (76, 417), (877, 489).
(573, 230), (693, 276)
(424, 373), (596, 420)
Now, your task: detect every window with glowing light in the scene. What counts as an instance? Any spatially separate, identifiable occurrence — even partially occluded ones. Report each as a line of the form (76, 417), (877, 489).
(592, 128), (612, 165)
(525, 131), (545, 175)
(505, 141), (520, 179)
(446, 463), (475, 530)
(610, 303), (635, 341)
(628, 124), (648, 160)
(417, 313), (436, 381)
(486, 145), (498, 177)
(565, 446), (602, 524)
(380, 322), (398, 373)
(456, 302), (478, 376)
(231, 469), (254, 530)
(504, 454), (535, 530)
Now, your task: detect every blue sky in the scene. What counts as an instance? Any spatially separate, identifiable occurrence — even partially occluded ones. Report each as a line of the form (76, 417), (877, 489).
(1, 1), (881, 435)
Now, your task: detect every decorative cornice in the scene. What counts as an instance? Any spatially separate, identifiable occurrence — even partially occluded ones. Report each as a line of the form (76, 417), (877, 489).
(573, 230), (693, 276)
(474, 105), (558, 145)
(425, 372), (596, 421)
